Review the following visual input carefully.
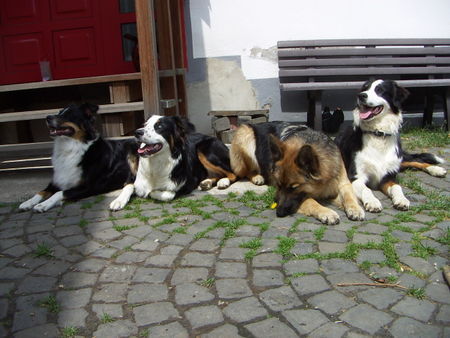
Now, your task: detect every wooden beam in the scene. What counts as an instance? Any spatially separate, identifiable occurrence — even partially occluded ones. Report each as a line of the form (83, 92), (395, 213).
(136, 0), (160, 118)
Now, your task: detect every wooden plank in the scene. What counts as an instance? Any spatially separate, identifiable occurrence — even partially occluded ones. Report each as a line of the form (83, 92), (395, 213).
(280, 79), (450, 91)
(279, 66), (450, 78)
(279, 57), (450, 68)
(136, 0), (160, 118)
(0, 102), (145, 123)
(278, 47), (450, 58)
(0, 73), (141, 93)
(277, 39), (450, 48)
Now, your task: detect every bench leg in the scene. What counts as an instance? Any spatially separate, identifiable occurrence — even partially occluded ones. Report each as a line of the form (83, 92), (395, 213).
(307, 91), (323, 130)
(444, 87), (450, 131)
(422, 89), (434, 127)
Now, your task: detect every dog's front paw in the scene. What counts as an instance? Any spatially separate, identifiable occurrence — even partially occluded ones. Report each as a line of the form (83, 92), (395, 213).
(317, 209), (340, 225)
(251, 175), (264, 185)
(363, 197), (383, 213)
(426, 165), (447, 177)
(109, 197), (127, 211)
(393, 197), (410, 211)
(346, 205), (365, 221)
(19, 200), (37, 211)
(33, 202), (51, 213)
(217, 178), (231, 189)
(199, 179), (213, 191)
(135, 185), (150, 198)
(150, 190), (175, 202)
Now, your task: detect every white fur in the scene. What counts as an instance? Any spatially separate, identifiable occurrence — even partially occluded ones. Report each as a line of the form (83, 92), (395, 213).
(217, 177), (231, 189)
(109, 184), (135, 211)
(33, 191), (64, 212)
(52, 136), (94, 191)
(19, 194), (44, 210)
(352, 178), (383, 212)
(354, 132), (402, 189)
(426, 165), (447, 177)
(387, 184), (409, 210)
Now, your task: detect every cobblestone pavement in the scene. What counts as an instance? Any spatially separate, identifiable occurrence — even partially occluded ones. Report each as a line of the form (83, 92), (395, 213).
(0, 148), (449, 338)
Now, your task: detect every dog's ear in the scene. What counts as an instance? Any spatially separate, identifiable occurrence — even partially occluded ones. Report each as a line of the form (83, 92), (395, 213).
(171, 116), (187, 144)
(80, 103), (99, 120)
(296, 145), (320, 180)
(269, 135), (285, 163)
(393, 83), (409, 110)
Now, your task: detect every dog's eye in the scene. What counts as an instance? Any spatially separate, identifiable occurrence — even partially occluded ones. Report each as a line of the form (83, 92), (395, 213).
(155, 123), (162, 130)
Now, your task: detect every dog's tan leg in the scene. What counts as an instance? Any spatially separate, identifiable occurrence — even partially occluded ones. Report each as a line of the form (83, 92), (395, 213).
(298, 198), (340, 225)
(334, 168), (365, 221)
(198, 152), (237, 190)
(401, 161), (446, 177)
(380, 180), (409, 211)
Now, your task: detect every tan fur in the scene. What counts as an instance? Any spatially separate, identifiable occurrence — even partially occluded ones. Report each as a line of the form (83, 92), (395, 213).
(197, 152), (237, 189)
(400, 161), (431, 171)
(230, 125), (264, 184)
(38, 190), (53, 199)
(127, 154), (139, 177)
(61, 122), (86, 142)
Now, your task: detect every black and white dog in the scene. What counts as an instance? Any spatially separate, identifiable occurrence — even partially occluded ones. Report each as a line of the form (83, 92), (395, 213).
(335, 79), (446, 212)
(19, 103), (139, 212)
(109, 115), (236, 210)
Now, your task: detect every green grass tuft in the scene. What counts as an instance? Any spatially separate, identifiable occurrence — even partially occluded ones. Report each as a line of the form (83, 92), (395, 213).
(34, 243), (54, 258)
(240, 238), (262, 250)
(100, 313), (115, 324)
(407, 287), (426, 300)
(38, 295), (59, 313)
(200, 278), (215, 288)
(61, 326), (79, 338)
(275, 236), (296, 257)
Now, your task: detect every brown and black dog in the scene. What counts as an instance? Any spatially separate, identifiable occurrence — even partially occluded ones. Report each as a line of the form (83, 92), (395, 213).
(230, 122), (365, 224)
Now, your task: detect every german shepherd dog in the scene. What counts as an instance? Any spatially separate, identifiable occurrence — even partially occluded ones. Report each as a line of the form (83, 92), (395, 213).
(335, 79), (446, 212)
(19, 103), (138, 212)
(230, 122), (365, 224)
(109, 115), (236, 210)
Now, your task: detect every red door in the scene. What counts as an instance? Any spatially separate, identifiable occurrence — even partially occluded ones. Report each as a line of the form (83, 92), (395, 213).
(0, 0), (137, 85)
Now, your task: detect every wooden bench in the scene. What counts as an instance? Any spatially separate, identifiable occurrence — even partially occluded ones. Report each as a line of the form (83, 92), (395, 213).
(277, 38), (450, 130)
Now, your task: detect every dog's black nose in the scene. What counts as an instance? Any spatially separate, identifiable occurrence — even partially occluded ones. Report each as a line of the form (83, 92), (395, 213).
(358, 93), (368, 101)
(46, 115), (55, 122)
(135, 129), (144, 138)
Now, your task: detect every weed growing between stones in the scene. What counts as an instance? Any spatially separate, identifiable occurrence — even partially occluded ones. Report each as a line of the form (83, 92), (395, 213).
(38, 296), (59, 313)
(34, 243), (54, 259)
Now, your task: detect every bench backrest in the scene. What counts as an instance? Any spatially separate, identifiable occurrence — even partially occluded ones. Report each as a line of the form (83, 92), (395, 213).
(278, 39), (450, 88)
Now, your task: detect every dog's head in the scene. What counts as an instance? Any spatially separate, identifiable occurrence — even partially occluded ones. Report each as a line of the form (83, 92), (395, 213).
(354, 79), (409, 127)
(135, 115), (192, 158)
(46, 103), (98, 142)
(269, 135), (323, 217)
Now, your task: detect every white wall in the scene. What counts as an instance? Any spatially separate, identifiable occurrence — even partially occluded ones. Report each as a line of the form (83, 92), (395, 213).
(187, 0), (450, 133)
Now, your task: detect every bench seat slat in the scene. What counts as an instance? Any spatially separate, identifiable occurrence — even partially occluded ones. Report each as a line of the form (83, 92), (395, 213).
(280, 79), (450, 91)
(278, 47), (450, 58)
(278, 39), (450, 48)
(279, 66), (450, 77)
(279, 56), (450, 68)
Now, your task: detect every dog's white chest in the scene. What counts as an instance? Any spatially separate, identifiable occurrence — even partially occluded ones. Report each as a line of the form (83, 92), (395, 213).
(52, 138), (91, 190)
(355, 135), (401, 187)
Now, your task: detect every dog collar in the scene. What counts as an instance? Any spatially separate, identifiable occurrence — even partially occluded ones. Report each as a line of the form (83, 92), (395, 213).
(362, 130), (393, 137)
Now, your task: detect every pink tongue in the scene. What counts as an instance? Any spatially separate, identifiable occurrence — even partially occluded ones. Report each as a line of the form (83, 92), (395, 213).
(359, 110), (373, 120)
(138, 146), (151, 154)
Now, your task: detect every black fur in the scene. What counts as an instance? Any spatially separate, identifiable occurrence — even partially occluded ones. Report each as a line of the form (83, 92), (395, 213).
(249, 121), (309, 181)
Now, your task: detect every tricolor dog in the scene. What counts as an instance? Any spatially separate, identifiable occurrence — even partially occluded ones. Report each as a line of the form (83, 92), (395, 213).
(19, 103), (138, 212)
(335, 79), (446, 212)
(109, 115), (236, 210)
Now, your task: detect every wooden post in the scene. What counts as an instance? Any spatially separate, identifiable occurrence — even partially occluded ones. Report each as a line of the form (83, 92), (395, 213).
(136, 0), (160, 118)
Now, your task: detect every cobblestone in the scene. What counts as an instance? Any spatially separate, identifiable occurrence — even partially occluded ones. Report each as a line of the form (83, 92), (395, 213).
(1, 161), (448, 337)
